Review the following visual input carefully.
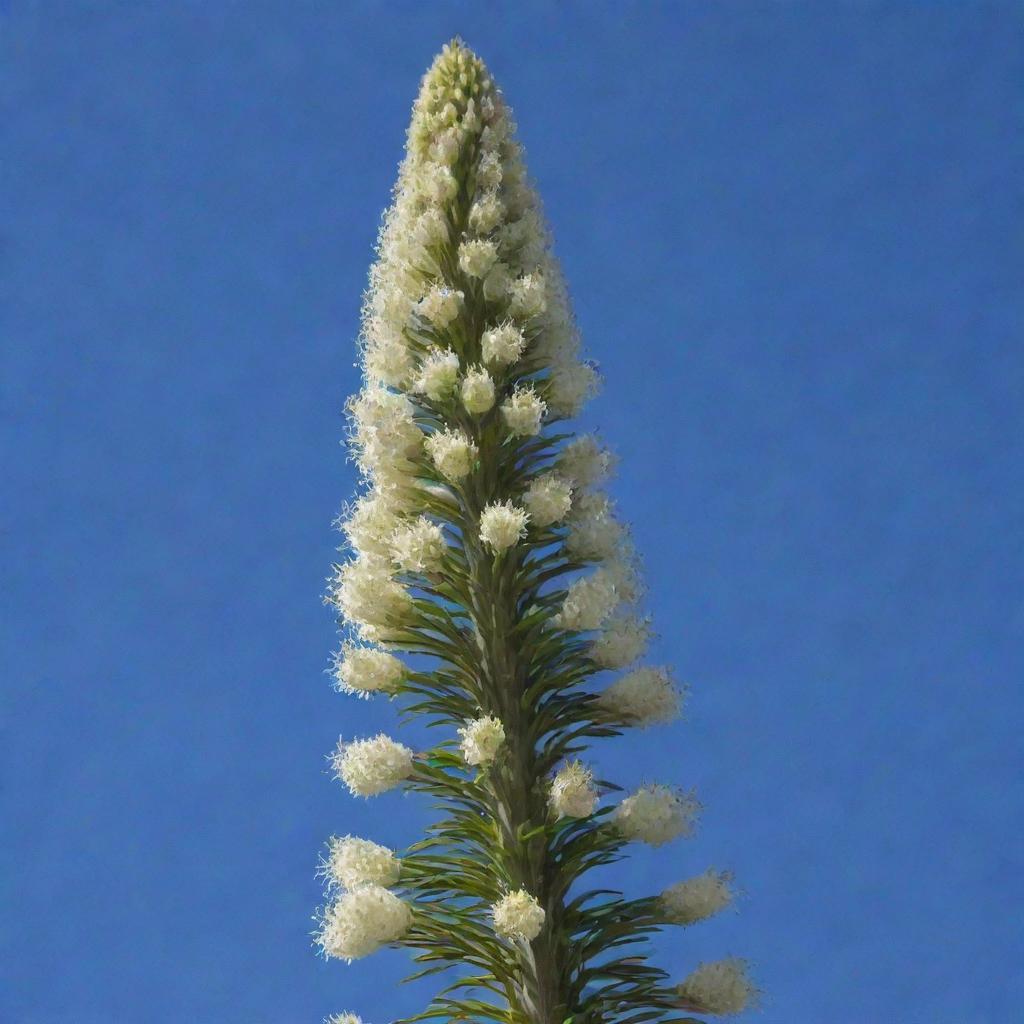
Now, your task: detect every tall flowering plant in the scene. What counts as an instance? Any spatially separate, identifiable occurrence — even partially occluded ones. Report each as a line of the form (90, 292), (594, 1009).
(318, 40), (755, 1024)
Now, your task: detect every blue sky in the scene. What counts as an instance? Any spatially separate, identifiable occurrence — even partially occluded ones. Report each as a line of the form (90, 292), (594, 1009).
(3, 3), (1021, 1022)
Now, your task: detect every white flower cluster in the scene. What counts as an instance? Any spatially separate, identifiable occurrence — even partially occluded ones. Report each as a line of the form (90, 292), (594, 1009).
(462, 366), (496, 413)
(676, 958), (756, 1016)
(317, 885), (413, 962)
(458, 715), (506, 766)
(332, 644), (406, 698)
(660, 870), (734, 925)
(425, 427), (477, 480)
(332, 735), (414, 797)
(390, 516), (446, 573)
(522, 473), (573, 528)
(323, 835), (402, 892)
(614, 784), (700, 847)
(482, 321), (526, 366)
(325, 1014), (363, 1024)
(589, 614), (652, 668)
(479, 500), (529, 552)
(500, 385), (546, 436)
(330, 555), (413, 640)
(491, 888), (545, 942)
(549, 760), (598, 818)
(414, 348), (460, 400)
(554, 562), (638, 632)
(557, 434), (616, 489)
(599, 666), (683, 726)
(565, 491), (628, 562)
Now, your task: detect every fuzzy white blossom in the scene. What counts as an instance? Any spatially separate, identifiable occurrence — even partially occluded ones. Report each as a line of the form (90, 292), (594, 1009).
(332, 734), (414, 797)
(458, 239), (499, 278)
(414, 349), (460, 400)
(483, 261), (512, 302)
(500, 385), (546, 436)
(508, 272), (547, 319)
(565, 492), (627, 561)
(349, 388), (422, 483)
(324, 835), (402, 891)
(469, 192), (504, 234)
(416, 285), (463, 329)
(614, 784), (700, 847)
(317, 885), (413, 962)
(557, 434), (616, 489)
(589, 614), (652, 668)
(390, 516), (446, 574)
(325, 1014), (363, 1024)
(549, 761), (598, 818)
(546, 359), (600, 418)
(331, 555), (413, 637)
(458, 715), (506, 766)
(332, 644), (406, 698)
(660, 870), (734, 925)
(600, 667), (683, 726)
(491, 888), (545, 942)
(479, 500), (529, 552)
(363, 332), (413, 389)
(416, 162), (457, 206)
(554, 564), (636, 632)
(677, 958), (756, 1016)
(425, 428), (478, 480)
(339, 491), (404, 558)
(481, 321), (526, 366)
(461, 366), (496, 414)
(522, 474), (573, 528)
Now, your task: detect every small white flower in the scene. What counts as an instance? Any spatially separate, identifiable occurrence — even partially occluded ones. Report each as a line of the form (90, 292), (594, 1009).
(589, 615), (652, 668)
(332, 644), (406, 698)
(417, 163), (457, 206)
(325, 1014), (363, 1024)
(425, 428), (478, 480)
(339, 491), (403, 558)
(429, 126), (461, 164)
(390, 516), (446, 574)
(330, 555), (413, 637)
(565, 491), (626, 561)
(546, 359), (600, 417)
(508, 272), (547, 318)
(349, 388), (423, 478)
(414, 349), (460, 400)
(416, 285), (463, 329)
(481, 321), (526, 366)
(363, 332), (414, 389)
(461, 366), (496, 414)
(549, 761), (598, 818)
(317, 885), (412, 961)
(483, 260), (512, 302)
(469, 192), (504, 234)
(476, 150), (503, 190)
(660, 870), (734, 925)
(458, 239), (499, 278)
(458, 715), (506, 766)
(500, 385), (546, 436)
(491, 888), (545, 942)
(557, 434), (616, 489)
(332, 734), (414, 797)
(522, 473), (573, 528)
(324, 835), (401, 891)
(599, 667), (683, 726)
(479, 500), (529, 552)
(677, 958), (756, 1016)
(554, 565), (631, 632)
(613, 784), (700, 846)
(412, 207), (449, 249)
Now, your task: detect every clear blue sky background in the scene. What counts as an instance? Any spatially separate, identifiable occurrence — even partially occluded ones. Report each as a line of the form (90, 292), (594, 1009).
(3, 3), (1022, 1022)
